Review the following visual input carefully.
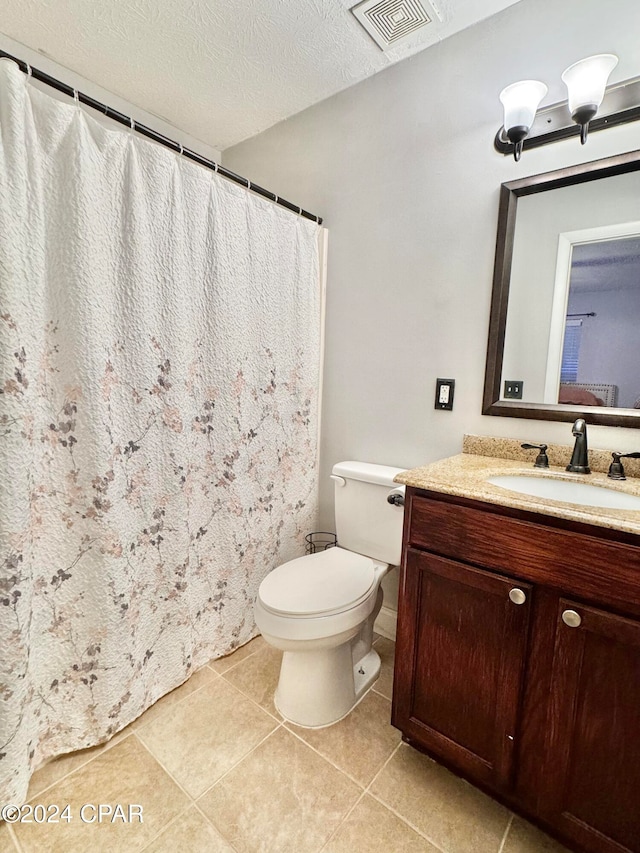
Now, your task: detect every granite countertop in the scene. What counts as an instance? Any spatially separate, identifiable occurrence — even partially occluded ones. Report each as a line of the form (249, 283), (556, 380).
(394, 436), (640, 537)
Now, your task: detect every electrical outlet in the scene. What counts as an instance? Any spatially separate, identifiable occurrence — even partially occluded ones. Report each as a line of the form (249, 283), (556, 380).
(504, 380), (524, 399)
(435, 378), (455, 410)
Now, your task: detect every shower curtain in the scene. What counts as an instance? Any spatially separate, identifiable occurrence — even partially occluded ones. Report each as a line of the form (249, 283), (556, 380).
(0, 59), (322, 805)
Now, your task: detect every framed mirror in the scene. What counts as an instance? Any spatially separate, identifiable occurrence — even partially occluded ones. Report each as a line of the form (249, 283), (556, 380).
(483, 148), (640, 428)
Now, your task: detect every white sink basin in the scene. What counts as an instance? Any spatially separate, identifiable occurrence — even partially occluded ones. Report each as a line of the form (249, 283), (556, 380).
(487, 475), (640, 510)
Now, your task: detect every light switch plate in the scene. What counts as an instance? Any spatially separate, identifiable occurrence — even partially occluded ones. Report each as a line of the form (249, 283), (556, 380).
(435, 378), (455, 410)
(504, 380), (524, 399)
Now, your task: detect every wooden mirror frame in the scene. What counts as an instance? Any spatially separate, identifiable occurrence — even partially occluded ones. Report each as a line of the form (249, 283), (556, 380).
(483, 148), (640, 428)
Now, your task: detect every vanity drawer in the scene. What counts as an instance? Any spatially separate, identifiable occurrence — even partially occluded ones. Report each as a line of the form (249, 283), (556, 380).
(407, 492), (640, 616)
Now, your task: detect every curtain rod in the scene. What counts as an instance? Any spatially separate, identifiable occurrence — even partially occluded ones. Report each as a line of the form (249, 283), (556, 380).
(0, 49), (323, 226)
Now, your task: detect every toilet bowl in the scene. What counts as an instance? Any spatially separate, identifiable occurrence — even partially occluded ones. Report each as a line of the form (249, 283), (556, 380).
(254, 461), (405, 728)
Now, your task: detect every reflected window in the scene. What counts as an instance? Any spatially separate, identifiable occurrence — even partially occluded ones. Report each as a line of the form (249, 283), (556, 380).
(560, 319), (582, 384)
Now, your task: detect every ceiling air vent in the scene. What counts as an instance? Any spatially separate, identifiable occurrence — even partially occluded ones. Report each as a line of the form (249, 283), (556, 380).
(351, 0), (441, 51)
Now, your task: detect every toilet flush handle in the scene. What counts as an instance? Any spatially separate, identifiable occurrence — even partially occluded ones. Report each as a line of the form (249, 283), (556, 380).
(387, 489), (405, 507)
(330, 474), (347, 487)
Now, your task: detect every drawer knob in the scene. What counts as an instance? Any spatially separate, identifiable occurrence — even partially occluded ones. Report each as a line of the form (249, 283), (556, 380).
(509, 588), (527, 605)
(562, 609), (582, 628)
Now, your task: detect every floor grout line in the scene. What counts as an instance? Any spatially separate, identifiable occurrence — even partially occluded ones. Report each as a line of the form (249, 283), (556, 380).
(132, 680), (284, 843)
(137, 802), (195, 851)
(209, 639), (404, 831)
(134, 732), (200, 803)
(209, 637), (264, 676)
(363, 742), (453, 853)
(317, 789), (368, 852)
(292, 674), (400, 853)
(284, 701), (402, 852)
(4, 637), (267, 851)
(194, 722), (285, 804)
(370, 685), (392, 701)
(135, 715), (281, 852)
(364, 741), (514, 853)
(135, 708), (281, 803)
(216, 670), (285, 725)
(6, 823), (22, 853)
(323, 738), (453, 852)
(23, 660), (226, 803)
(282, 724), (370, 790)
(366, 787), (451, 853)
(23, 731), (135, 804)
(497, 812), (514, 853)
(134, 797), (240, 853)
(212, 641), (288, 725)
(363, 739), (402, 794)
(133, 733), (247, 849)
(216, 662), (286, 726)
(130, 664), (223, 734)
(191, 800), (244, 853)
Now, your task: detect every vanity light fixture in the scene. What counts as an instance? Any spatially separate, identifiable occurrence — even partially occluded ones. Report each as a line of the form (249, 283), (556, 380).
(494, 52), (640, 160)
(499, 80), (548, 162)
(562, 54), (618, 144)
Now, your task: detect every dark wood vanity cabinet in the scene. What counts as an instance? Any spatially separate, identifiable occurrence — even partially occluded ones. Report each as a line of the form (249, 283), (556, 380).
(543, 600), (640, 853)
(394, 549), (532, 792)
(392, 488), (640, 853)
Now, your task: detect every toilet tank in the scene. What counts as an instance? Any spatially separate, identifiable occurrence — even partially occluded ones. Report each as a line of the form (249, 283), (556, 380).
(332, 461), (406, 566)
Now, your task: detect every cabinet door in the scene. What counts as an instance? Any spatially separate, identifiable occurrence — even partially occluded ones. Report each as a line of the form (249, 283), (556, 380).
(543, 599), (640, 853)
(393, 548), (532, 791)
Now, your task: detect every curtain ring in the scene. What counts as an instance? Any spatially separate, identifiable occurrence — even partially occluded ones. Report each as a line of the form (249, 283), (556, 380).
(25, 62), (32, 78)
(179, 143), (184, 155)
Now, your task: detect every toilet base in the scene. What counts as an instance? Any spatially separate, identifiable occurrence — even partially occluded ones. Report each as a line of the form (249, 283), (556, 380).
(275, 645), (382, 729)
(353, 649), (381, 700)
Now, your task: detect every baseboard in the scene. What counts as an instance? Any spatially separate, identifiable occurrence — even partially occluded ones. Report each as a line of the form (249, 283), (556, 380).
(374, 604), (397, 642)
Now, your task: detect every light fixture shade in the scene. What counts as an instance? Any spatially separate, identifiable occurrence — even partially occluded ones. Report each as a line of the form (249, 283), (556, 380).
(499, 80), (548, 135)
(561, 54), (618, 114)
(499, 80), (548, 160)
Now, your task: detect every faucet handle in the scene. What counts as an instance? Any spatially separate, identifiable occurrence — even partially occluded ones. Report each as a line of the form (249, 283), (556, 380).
(521, 443), (549, 469)
(608, 451), (640, 481)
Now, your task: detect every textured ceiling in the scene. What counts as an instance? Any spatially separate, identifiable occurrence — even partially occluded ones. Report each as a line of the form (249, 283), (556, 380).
(0, 0), (522, 150)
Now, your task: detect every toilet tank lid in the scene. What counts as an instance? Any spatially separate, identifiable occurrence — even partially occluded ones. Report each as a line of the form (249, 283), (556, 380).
(332, 461), (406, 487)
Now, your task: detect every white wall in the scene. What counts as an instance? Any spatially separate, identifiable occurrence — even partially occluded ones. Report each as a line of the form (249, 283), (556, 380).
(224, 0), (640, 536)
(0, 33), (221, 162)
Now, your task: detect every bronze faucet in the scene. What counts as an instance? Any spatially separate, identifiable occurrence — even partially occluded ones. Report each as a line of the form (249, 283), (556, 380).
(566, 419), (590, 474)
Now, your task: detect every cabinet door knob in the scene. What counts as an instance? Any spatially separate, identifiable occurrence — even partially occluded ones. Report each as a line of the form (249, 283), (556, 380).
(562, 609), (582, 628)
(509, 588), (527, 605)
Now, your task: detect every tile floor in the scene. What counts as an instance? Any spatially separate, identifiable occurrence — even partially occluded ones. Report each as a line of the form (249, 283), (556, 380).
(1, 636), (569, 853)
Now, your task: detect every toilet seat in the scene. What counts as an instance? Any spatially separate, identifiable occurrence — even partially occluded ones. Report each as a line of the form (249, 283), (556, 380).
(258, 547), (379, 618)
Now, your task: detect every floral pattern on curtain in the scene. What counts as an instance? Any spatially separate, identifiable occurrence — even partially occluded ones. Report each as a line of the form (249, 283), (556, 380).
(0, 59), (321, 804)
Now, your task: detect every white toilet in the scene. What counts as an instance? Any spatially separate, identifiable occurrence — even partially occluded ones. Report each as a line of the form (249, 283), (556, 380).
(254, 461), (405, 728)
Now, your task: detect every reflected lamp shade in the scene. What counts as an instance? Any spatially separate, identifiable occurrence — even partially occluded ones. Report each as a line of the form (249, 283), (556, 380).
(499, 80), (548, 161)
(562, 54), (618, 143)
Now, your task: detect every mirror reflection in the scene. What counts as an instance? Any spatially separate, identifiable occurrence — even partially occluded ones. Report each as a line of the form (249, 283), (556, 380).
(499, 168), (640, 411)
(558, 235), (640, 409)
